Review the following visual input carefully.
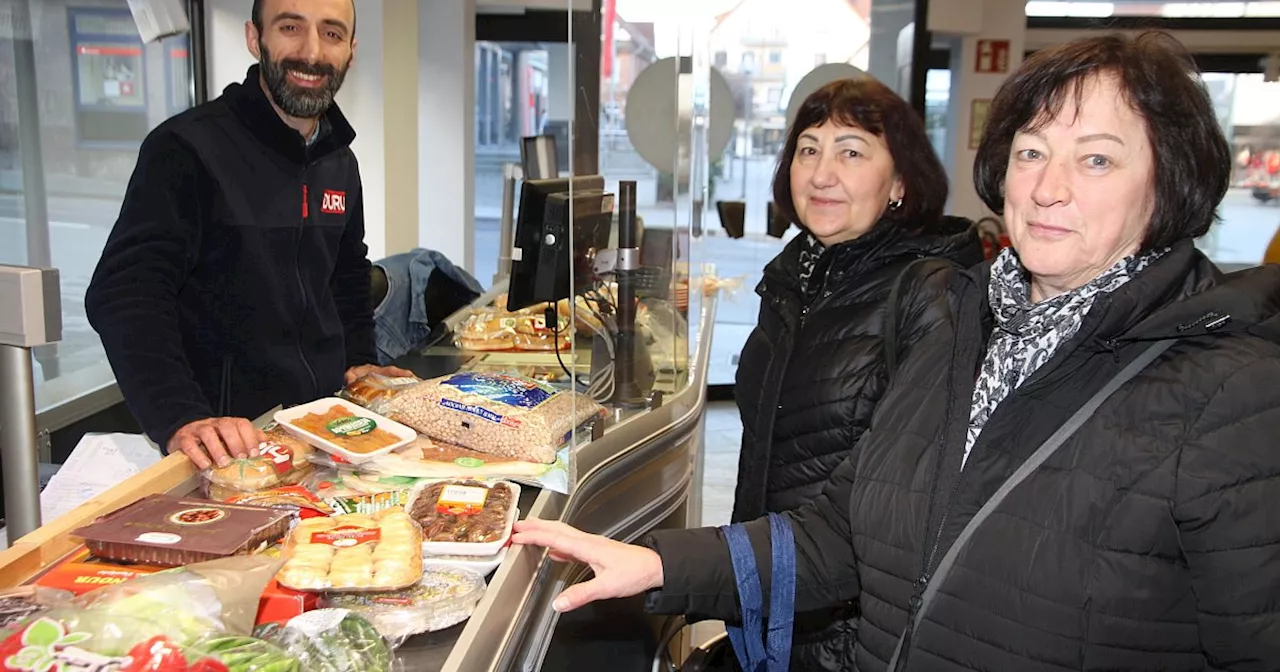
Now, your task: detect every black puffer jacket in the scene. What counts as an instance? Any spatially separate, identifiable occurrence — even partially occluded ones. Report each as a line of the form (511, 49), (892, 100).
(649, 240), (1280, 670)
(733, 216), (983, 522)
(730, 217), (981, 671)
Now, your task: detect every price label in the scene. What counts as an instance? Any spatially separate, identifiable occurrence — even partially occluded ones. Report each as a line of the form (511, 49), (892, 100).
(436, 485), (489, 515)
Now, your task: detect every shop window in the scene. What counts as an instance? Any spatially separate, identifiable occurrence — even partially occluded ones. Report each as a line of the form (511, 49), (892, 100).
(166, 36), (191, 118)
(766, 85), (782, 108)
(2, 1), (195, 412)
(69, 8), (149, 146)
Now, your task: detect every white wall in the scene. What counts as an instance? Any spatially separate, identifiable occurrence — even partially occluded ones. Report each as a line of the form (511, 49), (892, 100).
(203, 0), (388, 260)
(418, 0), (477, 271)
(205, 0), (254, 94)
(930, 0), (1026, 220)
(382, 1), (420, 257)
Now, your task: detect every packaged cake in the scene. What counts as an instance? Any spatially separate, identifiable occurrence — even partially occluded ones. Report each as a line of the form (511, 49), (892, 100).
(72, 495), (292, 567)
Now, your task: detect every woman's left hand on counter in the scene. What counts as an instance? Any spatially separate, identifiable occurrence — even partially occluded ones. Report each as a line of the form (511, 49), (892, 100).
(511, 519), (664, 613)
(344, 364), (415, 384)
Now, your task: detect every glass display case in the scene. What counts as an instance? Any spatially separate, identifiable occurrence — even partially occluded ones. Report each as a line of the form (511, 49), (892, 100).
(0, 3), (717, 671)
(378, 11), (718, 667)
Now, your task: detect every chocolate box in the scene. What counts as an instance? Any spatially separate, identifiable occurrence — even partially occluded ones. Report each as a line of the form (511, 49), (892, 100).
(71, 494), (292, 567)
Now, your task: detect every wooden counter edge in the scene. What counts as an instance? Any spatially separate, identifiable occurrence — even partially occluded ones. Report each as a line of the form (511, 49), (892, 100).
(0, 454), (200, 589)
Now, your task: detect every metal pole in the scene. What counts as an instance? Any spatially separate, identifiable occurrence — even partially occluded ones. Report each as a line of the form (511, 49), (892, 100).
(188, 0), (209, 104)
(740, 72), (751, 199)
(0, 344), (42, 542)
(13, 0), (50, 269)
(611, 181), (647, 408)
(494, 163), (521, 286)
(13, 0), (59, 381)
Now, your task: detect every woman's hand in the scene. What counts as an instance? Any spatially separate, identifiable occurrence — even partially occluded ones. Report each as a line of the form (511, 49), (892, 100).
(511, 519), (664, 612)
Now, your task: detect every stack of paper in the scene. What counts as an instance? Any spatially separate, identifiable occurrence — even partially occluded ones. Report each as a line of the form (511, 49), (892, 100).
(37, 433), (163, 527)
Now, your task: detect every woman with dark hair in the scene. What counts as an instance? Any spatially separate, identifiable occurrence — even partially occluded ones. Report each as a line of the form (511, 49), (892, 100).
(514, 32), (1280, 670)
(731, 77), (981, 669)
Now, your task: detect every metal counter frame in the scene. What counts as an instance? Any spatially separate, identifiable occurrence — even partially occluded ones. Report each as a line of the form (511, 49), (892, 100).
(0, 291), (718, 672)
(421, 289), (716, 672)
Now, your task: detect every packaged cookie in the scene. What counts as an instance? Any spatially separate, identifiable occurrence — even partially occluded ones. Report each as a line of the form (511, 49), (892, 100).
(454, 312), (517, 351)
(408, 480), (520, 557)
(200, 427), (315, 501)
(339, 373), (422, 415)
(276, 508), (424, 592)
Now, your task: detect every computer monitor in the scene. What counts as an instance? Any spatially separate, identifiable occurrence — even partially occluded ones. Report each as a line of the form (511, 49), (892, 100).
(521, 135), (558, 180)
(506, 176), (613, 312)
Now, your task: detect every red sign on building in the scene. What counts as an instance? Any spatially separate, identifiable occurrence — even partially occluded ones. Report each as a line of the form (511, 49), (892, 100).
(975, 39), (1011, 74)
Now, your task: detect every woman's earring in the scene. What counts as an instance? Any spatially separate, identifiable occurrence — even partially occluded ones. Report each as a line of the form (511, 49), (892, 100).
(888, 197), (903, 210)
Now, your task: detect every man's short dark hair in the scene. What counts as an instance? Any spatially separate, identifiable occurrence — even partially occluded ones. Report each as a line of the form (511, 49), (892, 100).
(973, 31), (1230, 250)
(252, 0), (357, 39)
(772, 77), (949, 236)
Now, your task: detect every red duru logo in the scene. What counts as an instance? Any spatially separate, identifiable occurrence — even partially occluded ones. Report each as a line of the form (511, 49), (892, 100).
(322, 189), (347, 214)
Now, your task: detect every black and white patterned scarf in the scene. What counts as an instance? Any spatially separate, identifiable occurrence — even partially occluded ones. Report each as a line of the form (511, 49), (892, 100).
(962, 246), (1165, 468)
(796, 233), (825, 295)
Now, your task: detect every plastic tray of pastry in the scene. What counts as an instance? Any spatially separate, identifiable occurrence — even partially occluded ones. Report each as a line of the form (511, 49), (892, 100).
(276, 509), (424, 593)
(321, 564), (488, 637)
(275, 398), (416, 465)
(406, 480), (521, 557)
(421, 544), (509, 577)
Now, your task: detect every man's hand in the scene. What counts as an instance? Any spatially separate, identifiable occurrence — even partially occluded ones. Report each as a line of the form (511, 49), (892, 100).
(167, 417), (266, 470)
(344, 364), (415, 385)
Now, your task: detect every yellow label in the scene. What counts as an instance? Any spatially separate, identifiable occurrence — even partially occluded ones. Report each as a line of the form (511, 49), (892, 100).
(436, 484), (489, 515)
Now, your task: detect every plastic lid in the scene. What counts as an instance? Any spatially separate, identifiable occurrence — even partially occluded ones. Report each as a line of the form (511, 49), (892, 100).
(323, 565), (486, 636)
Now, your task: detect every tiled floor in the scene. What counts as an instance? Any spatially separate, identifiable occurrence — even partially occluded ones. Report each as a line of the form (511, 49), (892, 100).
(700, 399), (742, 528)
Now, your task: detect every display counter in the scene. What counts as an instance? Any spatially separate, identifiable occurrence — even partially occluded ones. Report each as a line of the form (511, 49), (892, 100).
(0, 286), (717, 672)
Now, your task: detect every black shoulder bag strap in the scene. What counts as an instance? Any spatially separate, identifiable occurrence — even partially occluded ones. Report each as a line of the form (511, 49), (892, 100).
(886, 337), (1179, 671)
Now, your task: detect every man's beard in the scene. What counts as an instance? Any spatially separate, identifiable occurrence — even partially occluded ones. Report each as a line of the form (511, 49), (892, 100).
(259, 40), (350, 119)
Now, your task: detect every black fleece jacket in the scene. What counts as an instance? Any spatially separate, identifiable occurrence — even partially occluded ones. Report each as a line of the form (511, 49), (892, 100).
(85, 65), (375, 448)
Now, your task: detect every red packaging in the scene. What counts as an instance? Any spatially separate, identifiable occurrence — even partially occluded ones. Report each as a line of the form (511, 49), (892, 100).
(33, 547), (167, 596)
(254, 579), (319, 626)
(33, 547), (316, 626)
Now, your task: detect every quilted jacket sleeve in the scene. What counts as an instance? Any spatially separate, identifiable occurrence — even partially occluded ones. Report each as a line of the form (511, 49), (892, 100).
(889, 259), (959, 380)
(1173, 354), (1280, 669)
(643, 452), (862, 623)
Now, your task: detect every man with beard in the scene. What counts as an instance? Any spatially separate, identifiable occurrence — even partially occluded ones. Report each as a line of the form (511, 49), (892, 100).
(86, 0), (408, 470)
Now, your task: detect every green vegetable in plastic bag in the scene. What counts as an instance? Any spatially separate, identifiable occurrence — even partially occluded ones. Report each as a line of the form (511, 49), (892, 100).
(255, 609), (392, 672)
(188, 634), (301, 672)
